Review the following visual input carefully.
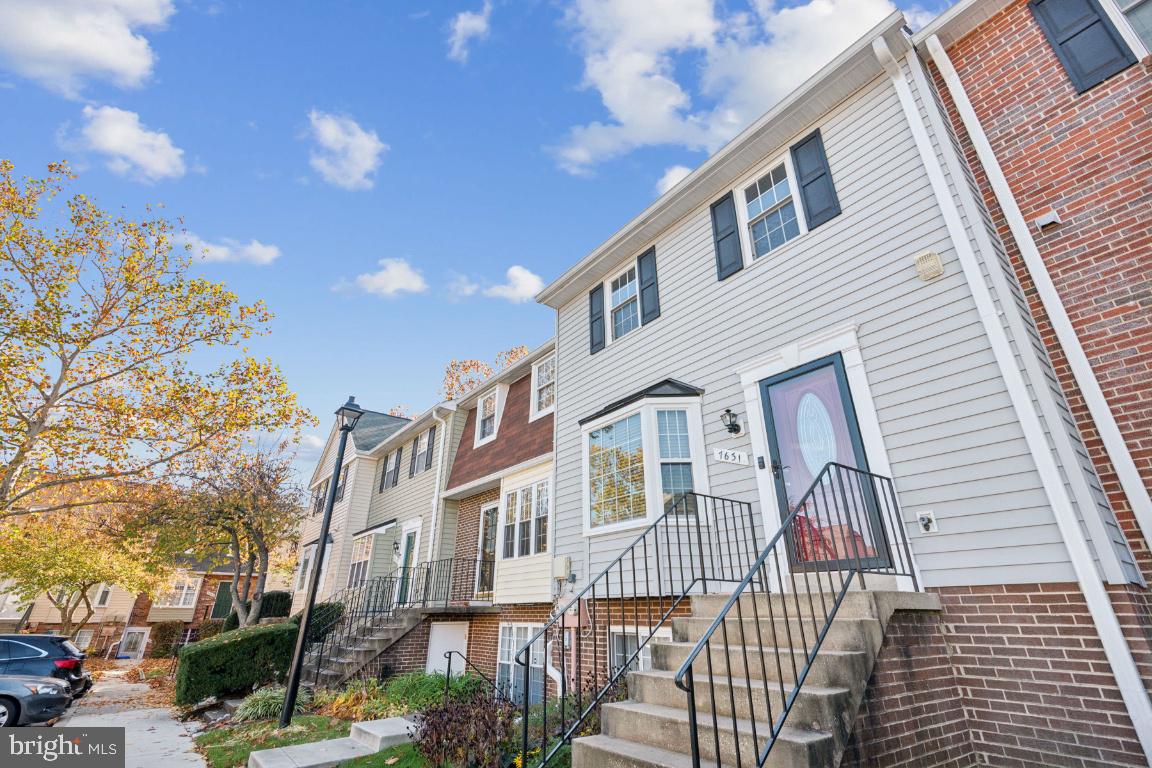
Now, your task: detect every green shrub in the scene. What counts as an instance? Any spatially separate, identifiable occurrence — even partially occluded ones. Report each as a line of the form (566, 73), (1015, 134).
(261, 591), (292, 618)
(222, 601), (251, 632)
(233, 685), (312, 722)
(197, 619), (225, 640)
(175, 621), (297, 706)
(149, 621), (185, 658)
(385, 671), (483, 712)
(290, 601), (344, 643)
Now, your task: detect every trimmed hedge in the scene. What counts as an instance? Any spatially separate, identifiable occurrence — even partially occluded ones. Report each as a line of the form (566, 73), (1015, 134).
(149, 621), (185, 658)
(175, 621), (297, 706)
(261, 591), (292, 618)
(197, 619), (224, 640)
(290, 601), (344, 643)
(222, 601), (250, 632)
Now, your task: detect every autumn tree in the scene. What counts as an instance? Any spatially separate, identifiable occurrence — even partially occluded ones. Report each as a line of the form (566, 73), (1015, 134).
(144, 443), (306, 628)
(441, 345), (529, 400)
(0, 503), (173, 636)
(0, 161), (314, 519)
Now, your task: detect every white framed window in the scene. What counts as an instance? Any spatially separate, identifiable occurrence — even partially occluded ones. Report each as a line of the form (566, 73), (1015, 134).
(583, 398), (708, 535)
(347, 535), (374, 587)
(531, 355), (557, 419)
(609, 265), (640, 341)
(501, 479), (550, 559)
(1121, 0), (1152, 50)
(93, 583), (112, 608)
(380, 449), (401, 490)
(496, 623), (545, 705)
(155, 573), (199, 608)
(310, 477), (329, 515)
(73, 629), (95, 651)
(610, 626), (672, 675)
(735, 154), (806, 263)
(296, 544), (316, 591)
(412, 430), (433, 474)
(333, 466), (350, 502)
(475, 388), (503, 446)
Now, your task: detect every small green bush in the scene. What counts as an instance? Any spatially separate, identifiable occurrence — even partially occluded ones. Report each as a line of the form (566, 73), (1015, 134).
(149, 621), (185, 658)
(261, 591), (292, 618)
(384, 671), (483, 712)
(175, 621), (297, 706)
(290, 601), (345, 643)
(197, 619), (225, 640)
(233, 685), (312, 722)
(222, 600), (251, 632)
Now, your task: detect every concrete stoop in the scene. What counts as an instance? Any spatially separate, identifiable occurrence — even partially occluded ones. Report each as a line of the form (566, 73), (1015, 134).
(573, 589), (940, 768)
(247, 716), (414, 768)
(303, 610), (423, 688)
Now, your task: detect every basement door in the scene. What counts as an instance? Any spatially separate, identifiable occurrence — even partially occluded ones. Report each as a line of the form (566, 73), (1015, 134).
(425, 622), (468, 676)
(759, 352), (890, 570)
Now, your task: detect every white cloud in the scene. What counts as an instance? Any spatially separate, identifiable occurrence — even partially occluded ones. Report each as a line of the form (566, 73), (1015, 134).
(447, 1), (493, 63)
(76, 105), (185, 182)
(352, 258), (428, 297)
(447, 272), (481, 300)
(296, 434), (326, 461)
(178, 232), (281, 265)
(0, 0), (174, 98)
(483, 265), (544, 303)
(556, 0), (899, 175)
(306, 110), (388, 191)
(656, 164), (692, 195)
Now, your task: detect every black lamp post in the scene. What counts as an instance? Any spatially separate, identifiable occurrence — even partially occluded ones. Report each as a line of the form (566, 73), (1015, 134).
(279, 396), (364, 728)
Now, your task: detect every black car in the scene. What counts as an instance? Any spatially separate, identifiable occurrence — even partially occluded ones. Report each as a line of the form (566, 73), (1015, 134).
(0, 635), (91, 696)
(0, 676), (72, 726)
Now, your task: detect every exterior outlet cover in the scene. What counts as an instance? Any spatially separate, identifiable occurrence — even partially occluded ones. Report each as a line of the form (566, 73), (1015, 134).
(917, 510), (938, 534)
(915, 251), (944, 281)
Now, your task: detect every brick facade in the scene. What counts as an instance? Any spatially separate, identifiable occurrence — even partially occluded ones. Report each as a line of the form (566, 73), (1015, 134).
(932, 0), (1152, 576)
(452, 489), (501, 563)
(446, 374), (553, 490)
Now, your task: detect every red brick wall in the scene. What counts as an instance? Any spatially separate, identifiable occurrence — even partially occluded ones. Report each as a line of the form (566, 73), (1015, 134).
(191, 574), (230, 625)
(376, 619), (432, 677)
(935, 0), (1152, 576)
(452, 489), (500, 562)
(844, 610), (974, 768)
(446, 374), (553, 490)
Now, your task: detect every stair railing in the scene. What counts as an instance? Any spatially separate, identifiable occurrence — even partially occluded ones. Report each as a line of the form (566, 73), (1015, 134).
(442, 650), (510, 704)
(673, 462), (917, 767)
(514, 492), (759, 768)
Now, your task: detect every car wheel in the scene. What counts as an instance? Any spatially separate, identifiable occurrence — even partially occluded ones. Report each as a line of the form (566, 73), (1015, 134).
(0, 697), (18, 727)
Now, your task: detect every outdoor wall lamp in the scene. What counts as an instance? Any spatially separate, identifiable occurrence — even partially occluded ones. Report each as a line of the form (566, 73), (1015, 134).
(393, 541), (401, 554)
(721, 408), (741, 434)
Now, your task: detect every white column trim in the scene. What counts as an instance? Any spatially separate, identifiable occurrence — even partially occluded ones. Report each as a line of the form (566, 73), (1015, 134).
(875, 36), (1152, 763)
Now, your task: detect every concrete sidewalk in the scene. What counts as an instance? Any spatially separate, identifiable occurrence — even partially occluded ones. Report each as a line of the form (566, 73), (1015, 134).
(57, 671), (205, 768)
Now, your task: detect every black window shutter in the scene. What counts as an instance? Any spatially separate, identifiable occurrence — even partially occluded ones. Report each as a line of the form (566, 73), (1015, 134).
(589, 285), (606, 354)
(379, 461), (389, 492)
(424, 425), (436, 471)
(710, 193), (743, 280)
(392, 447), (402, 487)
(637, 247), (660, 325)
(1029, 0), (1134, 93)
(790, 129), (841, 231)
(408, 440), (418, 477)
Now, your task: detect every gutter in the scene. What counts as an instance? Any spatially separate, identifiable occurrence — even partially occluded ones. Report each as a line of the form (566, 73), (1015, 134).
(873, 36), (1152, 763)
(921, 33), (1152, 556)
(427, 404), (455, 561)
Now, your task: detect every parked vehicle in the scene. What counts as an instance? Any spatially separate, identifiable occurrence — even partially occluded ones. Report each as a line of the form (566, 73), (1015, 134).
(0, 635), (91, 696)
(0, 675), (72, 726)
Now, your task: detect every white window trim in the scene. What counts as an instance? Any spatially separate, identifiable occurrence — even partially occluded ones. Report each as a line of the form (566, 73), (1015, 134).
(609, 625), (672, 673)
(530, 355), (557, 421)
(581, 396), (710, 537)
(475, 502), (500, 596)
(296, 544), (316, 591)
(412, 429), (433, 475)
(93, 583), (112, 608)
(496, 622), (545, 700)
(155, 573), (200, 609)
(599, 262), (641, 349)
(396, 517), (423, 566)
(474, 386), (507, 448)
(347, 533), (375, 587)
(72, 628), (95, 649)
(297, 542), (331, 593)
(496, 475), (552, 561)
(733, 149), (809, 273)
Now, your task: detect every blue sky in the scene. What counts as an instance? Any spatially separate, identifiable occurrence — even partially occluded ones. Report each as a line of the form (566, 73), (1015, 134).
(0, 0), (948, 459)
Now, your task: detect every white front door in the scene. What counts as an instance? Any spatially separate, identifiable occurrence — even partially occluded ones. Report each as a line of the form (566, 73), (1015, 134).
(120, 627), (150, 659)
(425, 622), (469, 675)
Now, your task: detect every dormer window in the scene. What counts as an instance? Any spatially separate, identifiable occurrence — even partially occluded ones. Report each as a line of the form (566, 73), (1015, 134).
(476, 390), (499, 445)
(531, 355), (557, 420)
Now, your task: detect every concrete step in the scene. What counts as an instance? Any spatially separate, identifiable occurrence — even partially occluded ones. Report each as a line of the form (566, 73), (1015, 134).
(350, 716), (415, 750)
(628, 669), (851, 735)
(600, 700), (834, 768)
(690, 590), (878, 622)
(573, 734), (703, 768)
(671, 616), (882, 656)
(248, 736), (373, 768)
(649, 640), (870, 688)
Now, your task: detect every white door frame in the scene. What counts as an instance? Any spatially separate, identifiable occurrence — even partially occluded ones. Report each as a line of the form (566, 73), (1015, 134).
(425, 621), (470, 675)
(475, 502), (500, 599)
(119, 626), (151, 659)
(736, 323), (920, 590)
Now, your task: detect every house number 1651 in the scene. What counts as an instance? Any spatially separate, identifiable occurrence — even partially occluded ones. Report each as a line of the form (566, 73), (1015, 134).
(714, 448), (749, 466)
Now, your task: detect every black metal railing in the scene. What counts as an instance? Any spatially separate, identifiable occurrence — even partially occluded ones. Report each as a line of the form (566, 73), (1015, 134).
(514, 492), (759, 768)
(304, 556), (495, 687)
(442, 650), (509, 704)
(674, 463), (917, 767)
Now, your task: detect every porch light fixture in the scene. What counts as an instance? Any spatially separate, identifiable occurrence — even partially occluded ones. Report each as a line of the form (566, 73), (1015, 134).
(393, 541), (400, 554)
(280, 395), (362, 728)
(721, 408), (741, 435)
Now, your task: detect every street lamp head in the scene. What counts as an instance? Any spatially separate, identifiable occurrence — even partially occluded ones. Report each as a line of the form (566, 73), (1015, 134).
(336, 396), (365, 431)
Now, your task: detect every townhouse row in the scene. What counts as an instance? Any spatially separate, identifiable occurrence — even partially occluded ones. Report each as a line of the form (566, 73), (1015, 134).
(295, 1), (1152, 766)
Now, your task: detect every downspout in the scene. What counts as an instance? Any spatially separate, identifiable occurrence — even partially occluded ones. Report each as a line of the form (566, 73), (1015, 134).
(873, 36), (1152, 762)
(923, 31), (1152, 565)
(427, 405), (453, 562)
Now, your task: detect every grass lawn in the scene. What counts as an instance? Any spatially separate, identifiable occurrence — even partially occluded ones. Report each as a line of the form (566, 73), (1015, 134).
(341, 743), (427, 767)
(194, 716), (352, 768)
